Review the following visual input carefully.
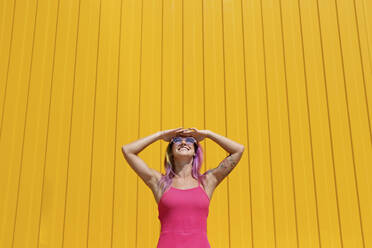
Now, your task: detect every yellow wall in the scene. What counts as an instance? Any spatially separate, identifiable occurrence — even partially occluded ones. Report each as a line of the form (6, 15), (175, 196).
(0, 0), (371, 247)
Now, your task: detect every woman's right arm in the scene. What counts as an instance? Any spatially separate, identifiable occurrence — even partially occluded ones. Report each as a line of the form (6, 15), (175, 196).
(121, 131), (163, 188)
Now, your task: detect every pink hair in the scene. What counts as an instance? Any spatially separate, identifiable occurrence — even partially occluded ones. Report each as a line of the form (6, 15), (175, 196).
(158, 140), (204, 194)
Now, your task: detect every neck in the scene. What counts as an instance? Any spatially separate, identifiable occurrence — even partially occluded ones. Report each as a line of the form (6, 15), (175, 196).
(173, 157), (193, 178)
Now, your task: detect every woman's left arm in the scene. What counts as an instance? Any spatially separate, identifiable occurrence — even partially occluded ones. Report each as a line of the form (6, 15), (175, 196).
(205, 130), (245, 187)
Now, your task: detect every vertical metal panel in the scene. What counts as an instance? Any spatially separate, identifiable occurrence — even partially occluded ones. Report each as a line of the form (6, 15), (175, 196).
(0, 0), (371, 247)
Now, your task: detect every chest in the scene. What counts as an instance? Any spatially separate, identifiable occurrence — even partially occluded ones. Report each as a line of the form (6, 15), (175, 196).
(158, 187), (210, 218)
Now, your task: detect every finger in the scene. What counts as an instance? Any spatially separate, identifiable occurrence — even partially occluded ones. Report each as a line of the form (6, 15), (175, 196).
(176, 129), (188, 134)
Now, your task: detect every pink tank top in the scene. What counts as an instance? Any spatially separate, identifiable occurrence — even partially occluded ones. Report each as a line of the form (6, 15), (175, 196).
(157, 178), (211, 248)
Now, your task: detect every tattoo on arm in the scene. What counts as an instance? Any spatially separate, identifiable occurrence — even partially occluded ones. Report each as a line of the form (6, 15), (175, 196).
(217, 154), (237, 175)
(206, 152), (242, 185)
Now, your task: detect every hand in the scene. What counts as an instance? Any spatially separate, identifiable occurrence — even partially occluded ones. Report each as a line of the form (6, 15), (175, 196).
(179, 128), (209, 142)
(159, 127), (189, 142)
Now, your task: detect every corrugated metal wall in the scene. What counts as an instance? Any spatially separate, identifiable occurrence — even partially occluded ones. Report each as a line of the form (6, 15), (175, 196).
(0, 0), (371, 247)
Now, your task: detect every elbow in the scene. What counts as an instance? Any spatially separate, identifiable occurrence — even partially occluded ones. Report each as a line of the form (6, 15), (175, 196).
(239, 145), (245, 153)
(122, 146), (133, 161)
(231, 145), (244, 155)
(122, 145), (137, 157)
(121, 145), (129, 156)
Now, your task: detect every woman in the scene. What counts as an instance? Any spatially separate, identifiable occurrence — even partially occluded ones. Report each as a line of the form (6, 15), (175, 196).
(122, 127), (245, 248)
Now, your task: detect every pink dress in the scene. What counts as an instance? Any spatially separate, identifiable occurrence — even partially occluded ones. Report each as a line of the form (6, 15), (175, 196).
(157, 178), (211, 248)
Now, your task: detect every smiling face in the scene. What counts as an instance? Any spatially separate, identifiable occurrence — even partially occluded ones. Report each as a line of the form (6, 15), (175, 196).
(170, 137), (196, 159)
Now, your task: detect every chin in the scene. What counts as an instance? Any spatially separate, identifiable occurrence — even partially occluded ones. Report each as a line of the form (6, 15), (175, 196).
(175, 152), (193, 158)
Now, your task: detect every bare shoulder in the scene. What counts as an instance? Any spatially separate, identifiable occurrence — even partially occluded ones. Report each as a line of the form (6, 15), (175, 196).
(200, 171), (218, 200)
(150, 168), (162, 182)
(146, 168), (164, 201)
(147, 168), (162, 189)
(202, 169), (218, 186)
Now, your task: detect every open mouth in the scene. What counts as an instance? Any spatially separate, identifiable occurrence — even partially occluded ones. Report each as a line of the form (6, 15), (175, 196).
(178, 146), (189, 151)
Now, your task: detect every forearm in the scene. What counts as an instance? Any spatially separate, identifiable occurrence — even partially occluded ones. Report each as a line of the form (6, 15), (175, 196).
(122, 131), (161, 154)
(206, 130), (244, 154)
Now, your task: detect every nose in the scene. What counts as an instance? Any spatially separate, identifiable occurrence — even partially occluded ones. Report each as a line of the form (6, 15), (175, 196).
(178, 138), (190, 145)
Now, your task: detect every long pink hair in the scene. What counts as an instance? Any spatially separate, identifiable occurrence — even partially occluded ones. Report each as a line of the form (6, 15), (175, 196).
(158, 140), (204, 194)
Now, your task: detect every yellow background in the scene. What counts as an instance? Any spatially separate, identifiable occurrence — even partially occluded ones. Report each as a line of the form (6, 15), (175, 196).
(0, 0), (371, 247)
